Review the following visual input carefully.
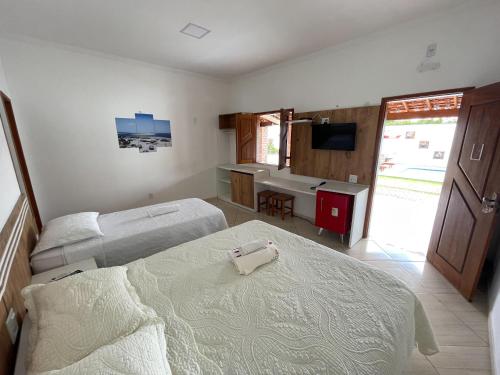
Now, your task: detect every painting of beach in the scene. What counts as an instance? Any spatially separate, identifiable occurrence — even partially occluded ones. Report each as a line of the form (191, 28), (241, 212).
(115, 113), (171, 153)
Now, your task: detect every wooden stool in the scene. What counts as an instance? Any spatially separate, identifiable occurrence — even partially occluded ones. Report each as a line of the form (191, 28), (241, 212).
(257, 190), (278, 214)
(271, 193), (295, 220)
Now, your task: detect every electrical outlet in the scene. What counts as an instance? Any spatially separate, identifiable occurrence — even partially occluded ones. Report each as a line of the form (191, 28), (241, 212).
(331, 207), (338, 217)
(321, 117), (329, 124)
(349, 174), (358, 183)
(5, 308), (18, 344)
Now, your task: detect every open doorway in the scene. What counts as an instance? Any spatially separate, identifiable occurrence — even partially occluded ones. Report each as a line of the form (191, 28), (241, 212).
(368, 90), (467, 257)
(256, 112), (281, 165)
(255, 110), (293, 167)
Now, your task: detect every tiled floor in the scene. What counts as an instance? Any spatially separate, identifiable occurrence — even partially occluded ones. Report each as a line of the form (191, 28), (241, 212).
(206, 198), (492, 375)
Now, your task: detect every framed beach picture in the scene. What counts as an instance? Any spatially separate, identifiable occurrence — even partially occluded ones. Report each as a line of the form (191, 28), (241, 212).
(115, 113), (171, 153)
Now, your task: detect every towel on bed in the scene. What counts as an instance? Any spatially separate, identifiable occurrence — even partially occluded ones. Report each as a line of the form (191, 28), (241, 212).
(228, 239), (271, 260)
(147, 204), (180, 217)
(232, 244), (279, 275)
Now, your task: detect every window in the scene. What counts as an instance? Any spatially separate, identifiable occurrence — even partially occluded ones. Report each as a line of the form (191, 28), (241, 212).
(255, 112), (292, 167)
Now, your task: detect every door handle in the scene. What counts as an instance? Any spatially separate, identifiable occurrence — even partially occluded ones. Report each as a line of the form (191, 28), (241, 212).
(470, 143), (484, 161)
(320, 197), (324, 212)
(482, 192), (499, 214)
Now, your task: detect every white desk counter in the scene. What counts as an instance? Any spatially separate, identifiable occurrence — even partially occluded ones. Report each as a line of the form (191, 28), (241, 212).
(318, 181), (369, 195)
(255, 177), (316, 196)
(217, 164), (369, 248)
(217, 163), (268, 175)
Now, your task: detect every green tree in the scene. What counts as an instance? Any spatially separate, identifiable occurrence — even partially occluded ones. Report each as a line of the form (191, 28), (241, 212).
(268, 140), (278, 154)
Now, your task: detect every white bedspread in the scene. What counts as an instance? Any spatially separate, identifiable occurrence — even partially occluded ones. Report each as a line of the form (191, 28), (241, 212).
(63, 198), (227, 267)
(127, 220), (438, 375)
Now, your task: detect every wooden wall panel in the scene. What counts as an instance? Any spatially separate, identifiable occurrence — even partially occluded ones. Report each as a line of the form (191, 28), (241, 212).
(290, 106), (380, 185)
(0, 195), (36, 375)
(0, 302), (13, 375)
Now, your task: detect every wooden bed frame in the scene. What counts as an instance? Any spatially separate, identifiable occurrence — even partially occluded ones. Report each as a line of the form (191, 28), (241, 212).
(0, 92), (39, 375)
(0, 195), (37, 375)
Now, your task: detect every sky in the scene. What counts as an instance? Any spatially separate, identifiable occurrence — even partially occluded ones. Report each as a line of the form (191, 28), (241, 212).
(116, 113), (171, 134)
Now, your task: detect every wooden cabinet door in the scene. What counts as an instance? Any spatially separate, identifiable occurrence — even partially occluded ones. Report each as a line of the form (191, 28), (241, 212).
(239, 172), (254, 208)
(231, 171), (242, 204)
(427, 82), (500, 300)
(236, 114), (257, 164)
(230, 171), (254, 208)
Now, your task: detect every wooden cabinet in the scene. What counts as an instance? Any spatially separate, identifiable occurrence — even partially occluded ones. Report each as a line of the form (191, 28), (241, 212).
(219, 113), (238, 129)
(231, 171), (254, 208)
(219, 113), (257, 164)
(236, 114), (257, 163)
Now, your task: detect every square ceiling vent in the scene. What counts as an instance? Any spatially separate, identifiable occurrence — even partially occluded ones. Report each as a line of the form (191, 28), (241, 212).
(180, 23), (211, 39)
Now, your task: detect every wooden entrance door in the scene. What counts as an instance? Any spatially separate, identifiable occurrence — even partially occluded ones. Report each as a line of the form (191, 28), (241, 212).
(427, 82), (500, 300)
(236, 114), (257, 164)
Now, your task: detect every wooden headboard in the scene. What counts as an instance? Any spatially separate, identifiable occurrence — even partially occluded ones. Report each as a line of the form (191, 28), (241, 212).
(0, 195), (37, 375)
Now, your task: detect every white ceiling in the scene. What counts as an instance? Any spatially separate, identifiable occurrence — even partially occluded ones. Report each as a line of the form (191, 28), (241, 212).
(0, 0), (468, 78)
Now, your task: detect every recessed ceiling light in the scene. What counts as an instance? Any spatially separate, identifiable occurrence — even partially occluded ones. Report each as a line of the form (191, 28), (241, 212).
(180, 23), (211, 39)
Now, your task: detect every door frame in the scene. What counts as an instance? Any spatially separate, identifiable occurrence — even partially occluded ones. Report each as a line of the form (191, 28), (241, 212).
(363, 87), (475, 238)
(0, 91), (42, 232)
(251, 108), (294, 168)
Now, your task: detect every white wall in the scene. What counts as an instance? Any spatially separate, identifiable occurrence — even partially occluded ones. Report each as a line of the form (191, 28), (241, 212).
(229, 0), (500, 113)
(0, 55), (21, 229)
(0, 55), (9, 95)
(0, 38), (231, 222)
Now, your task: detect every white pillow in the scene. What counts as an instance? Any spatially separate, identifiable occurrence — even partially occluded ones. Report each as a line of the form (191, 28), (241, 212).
(34, 321), (172, 375)
(32, 212), (103, 255)
(22, 267), (158, 373)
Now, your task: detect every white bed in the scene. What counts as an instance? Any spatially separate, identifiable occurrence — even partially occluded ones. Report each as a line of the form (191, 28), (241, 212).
(125, 220), (437, 374)
(20, 220), (438, 374)
(30, 198), (228, 273)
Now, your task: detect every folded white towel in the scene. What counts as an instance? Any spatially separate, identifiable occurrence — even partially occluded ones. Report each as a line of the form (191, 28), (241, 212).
(147, 204), (180, 218)
(232, 245), (279, 275)
(228, 239), (271, 260)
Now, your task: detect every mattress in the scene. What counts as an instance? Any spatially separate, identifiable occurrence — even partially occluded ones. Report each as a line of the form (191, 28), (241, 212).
(31, 198), (228, 273)
(126, 220), (438, 375)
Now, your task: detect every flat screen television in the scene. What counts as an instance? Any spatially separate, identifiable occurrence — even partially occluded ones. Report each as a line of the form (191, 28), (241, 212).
(311, 123), (357, 151)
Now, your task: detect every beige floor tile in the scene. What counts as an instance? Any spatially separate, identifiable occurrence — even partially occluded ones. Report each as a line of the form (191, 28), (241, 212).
(427, 346), (491, 370)
(437, 369), (491, 375)
(342, 240), (392, 260)
(415, 293), (450, 311)
(424, 309), (487, 347)
(453, 310), (490, 345)
(377, 243), (428, 262)
(432, 325), (488, 347)
(453, 310), (489, 327)
(403, 351), (438, 375)
(432, 293), (486, 313)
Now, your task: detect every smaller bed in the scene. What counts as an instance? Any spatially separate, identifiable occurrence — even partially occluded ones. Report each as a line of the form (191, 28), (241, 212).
(30, 198), (228, 273)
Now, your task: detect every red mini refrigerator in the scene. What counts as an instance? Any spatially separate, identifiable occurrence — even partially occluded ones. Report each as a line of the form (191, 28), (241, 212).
(315, 191), (354, 236)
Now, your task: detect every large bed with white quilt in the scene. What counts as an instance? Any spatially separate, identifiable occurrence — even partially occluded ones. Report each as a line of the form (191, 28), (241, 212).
(20, 220), (438, 375)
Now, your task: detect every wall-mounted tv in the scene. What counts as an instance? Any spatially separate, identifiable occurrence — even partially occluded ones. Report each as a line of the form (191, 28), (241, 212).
(311, 123), (357, 151)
